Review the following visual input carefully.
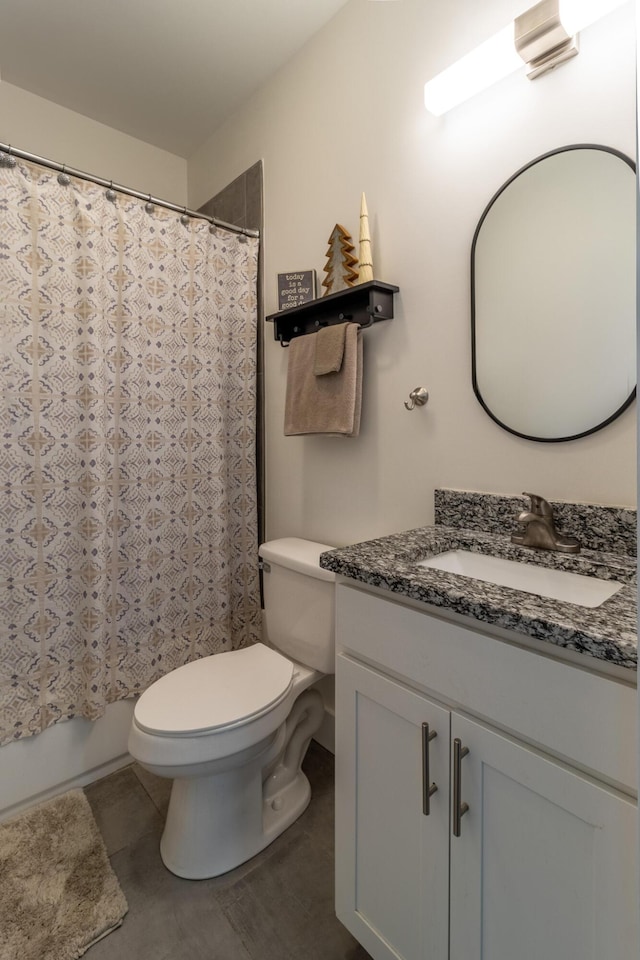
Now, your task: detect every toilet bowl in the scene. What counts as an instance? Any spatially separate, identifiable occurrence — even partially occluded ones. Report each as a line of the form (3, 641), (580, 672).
(128, 538), (336, 880)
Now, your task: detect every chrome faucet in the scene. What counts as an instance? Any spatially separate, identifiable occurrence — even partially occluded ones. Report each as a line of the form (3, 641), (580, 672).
(511, 492), (580, 554)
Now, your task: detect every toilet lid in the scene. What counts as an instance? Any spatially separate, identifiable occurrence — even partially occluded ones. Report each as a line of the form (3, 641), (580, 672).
(134, 644), (294, 737)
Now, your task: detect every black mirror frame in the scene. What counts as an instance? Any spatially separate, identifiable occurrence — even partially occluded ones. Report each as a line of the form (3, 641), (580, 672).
(470, 143), (636, 443)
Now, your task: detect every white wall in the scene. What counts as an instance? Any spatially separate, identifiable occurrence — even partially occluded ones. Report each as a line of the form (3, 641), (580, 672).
(1, 81), (187, 204)
(189, 0), (637, 547)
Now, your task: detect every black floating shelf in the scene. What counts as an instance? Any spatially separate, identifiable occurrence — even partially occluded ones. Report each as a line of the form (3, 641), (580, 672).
(265, 280), (399, 347)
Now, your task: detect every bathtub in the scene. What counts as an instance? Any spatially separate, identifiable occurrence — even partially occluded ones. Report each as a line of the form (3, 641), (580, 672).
(0, 699), (134, 821)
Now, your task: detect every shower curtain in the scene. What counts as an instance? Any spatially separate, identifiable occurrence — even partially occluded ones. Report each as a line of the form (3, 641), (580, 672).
(0, 159), (262, 746)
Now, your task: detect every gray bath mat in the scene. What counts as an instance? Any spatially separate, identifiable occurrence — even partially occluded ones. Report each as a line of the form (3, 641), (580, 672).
(0, 788), (128, 960)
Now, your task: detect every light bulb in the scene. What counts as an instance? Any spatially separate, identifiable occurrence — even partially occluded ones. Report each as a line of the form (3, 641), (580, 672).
(424, 24), (522, 116)
(559, 0), (628, 35)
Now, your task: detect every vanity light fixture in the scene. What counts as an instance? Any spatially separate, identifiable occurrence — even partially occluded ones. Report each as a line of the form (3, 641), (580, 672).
(424, 0), (628, 115)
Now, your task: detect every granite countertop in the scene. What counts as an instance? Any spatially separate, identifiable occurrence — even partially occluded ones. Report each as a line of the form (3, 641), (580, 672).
(319, 524), (638, 672)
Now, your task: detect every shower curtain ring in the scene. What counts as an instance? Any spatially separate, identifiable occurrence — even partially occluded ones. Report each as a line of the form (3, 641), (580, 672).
(145, 194), (154, 214)
(180, 207), (190, 226)
(57, 164), (71, 186)
(106, 180), (117, 203)
(2, 145), (17, 168)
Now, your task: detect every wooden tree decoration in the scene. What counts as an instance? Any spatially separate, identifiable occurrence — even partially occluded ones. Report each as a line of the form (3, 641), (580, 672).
(357, 192), (374, 283)
(322, 224), (359, 295)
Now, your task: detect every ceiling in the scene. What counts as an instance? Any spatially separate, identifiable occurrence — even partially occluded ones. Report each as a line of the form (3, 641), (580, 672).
(0, 0), (351, 158)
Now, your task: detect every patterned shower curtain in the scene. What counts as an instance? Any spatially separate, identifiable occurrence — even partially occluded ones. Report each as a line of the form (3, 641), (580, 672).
(0, 159), (262, 746)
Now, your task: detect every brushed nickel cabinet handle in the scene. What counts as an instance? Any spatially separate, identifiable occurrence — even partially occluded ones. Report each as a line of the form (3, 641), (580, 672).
(421, 722), (438, 816)
(452, 737), (469, 837)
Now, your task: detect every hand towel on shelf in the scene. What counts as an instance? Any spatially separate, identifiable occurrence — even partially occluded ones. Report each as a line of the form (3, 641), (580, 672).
(314, 322), (349, 375)
(284, 322), (363, 437)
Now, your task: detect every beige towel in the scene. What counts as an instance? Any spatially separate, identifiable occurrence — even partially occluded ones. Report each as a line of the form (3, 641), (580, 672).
(284, 322), (362, 436)
(314, 322), (348, 375)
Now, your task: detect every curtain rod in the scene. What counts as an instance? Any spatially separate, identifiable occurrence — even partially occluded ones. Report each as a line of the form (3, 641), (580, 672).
(0, 142), (259, 240)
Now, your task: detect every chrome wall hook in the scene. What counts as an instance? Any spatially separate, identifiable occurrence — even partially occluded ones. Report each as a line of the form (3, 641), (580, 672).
(404, 386), (429, 411)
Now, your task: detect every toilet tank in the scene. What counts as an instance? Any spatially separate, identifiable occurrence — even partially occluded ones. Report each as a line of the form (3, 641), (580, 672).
(259, 538), (336, 675)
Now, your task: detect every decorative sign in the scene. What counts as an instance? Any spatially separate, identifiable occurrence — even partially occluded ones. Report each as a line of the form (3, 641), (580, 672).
(277, 270), (316, 311)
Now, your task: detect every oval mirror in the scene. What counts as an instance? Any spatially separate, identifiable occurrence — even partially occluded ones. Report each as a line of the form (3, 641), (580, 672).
(471, 145), (636, 442)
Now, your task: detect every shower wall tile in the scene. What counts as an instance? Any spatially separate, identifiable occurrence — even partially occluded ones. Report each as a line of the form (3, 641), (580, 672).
(198, 161), (263, 233)
(212, 174), (246, 228)
(197, 196), (216, 220)
(245, 161), (263, 231)
(198, 162), (265, 547)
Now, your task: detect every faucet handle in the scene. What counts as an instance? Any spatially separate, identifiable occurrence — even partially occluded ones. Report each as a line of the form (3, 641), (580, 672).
(522, 492), (554, 518)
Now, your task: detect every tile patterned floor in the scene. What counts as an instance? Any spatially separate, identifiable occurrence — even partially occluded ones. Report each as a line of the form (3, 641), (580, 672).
(84, 741), (371, 960)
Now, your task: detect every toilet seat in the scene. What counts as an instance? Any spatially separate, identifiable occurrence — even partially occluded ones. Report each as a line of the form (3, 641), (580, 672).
(134, 643), (294, 738)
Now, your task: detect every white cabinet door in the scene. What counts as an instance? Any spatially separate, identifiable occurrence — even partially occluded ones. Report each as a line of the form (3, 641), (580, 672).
(335, 654), (451, 960)
(449, 713), (638, 960)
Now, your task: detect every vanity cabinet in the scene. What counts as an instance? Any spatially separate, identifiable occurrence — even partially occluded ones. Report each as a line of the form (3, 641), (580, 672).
(335, 583), (638, 960)
(336, 655), (450, 960)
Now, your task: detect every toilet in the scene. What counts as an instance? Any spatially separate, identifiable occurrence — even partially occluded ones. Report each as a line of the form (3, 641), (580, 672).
(128, 538), (336, 880)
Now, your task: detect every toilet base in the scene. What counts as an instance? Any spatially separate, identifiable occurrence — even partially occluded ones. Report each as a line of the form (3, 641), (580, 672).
(159, 688), (324, 880)
(160, 767), (312, 881)
(262, 768), (311, 842)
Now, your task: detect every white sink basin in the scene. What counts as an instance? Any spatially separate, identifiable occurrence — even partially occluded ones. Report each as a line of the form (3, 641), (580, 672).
(417, 550), (623, 609)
